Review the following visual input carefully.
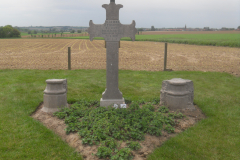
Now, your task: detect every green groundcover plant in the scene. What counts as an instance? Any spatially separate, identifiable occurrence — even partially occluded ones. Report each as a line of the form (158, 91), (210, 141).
(54, 99), (183, 159)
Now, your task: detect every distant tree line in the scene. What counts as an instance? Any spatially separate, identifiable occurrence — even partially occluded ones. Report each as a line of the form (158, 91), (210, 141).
(70, 29), (82, 33)
(151, 26), (155, 31)
(0, 25), (21, 38)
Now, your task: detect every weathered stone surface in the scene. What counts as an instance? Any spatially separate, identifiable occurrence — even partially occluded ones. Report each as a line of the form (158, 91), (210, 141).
(103, 2), (122, 20)
(42, 79), (68, 113)
(88, 1), (137, 107)
(102, 41), (122, 100)
(100, 98), (125, 107)
(160, 78), (195, 111)
(88, 20), (137, 41)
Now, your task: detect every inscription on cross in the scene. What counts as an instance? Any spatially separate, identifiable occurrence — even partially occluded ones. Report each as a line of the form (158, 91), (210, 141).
(88, 0), (137, 107)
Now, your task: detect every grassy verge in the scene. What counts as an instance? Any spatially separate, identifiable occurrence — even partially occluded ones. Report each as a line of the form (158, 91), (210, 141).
(63, 33), (240, 47)
(133, 33), (240, 48)
(0, 69), (239, 159)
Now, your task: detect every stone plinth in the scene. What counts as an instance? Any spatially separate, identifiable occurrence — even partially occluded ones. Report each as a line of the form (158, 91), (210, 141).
(42, 79), (68, 113)
(100, 98), (125, 107)
(160, 78), (195, 110)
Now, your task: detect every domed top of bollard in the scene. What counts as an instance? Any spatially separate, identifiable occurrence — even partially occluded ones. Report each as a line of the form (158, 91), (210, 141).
(168, 78), (192, 86)
(44, 79), (67, 95)
(46, 79), (65, 84)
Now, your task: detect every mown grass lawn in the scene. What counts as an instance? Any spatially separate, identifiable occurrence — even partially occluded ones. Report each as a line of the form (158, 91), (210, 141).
(0, 69), (239, 159)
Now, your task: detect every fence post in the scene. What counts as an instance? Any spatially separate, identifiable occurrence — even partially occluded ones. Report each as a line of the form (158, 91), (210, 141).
(164, 43), (168, 71)
(68, 47), (71, 70)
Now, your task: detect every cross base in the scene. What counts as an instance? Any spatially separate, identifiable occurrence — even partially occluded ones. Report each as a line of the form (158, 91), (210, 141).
(100, 98), (125, 107)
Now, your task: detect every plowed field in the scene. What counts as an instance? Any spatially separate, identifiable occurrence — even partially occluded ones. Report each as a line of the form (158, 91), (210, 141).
(0, 39), (239, 75)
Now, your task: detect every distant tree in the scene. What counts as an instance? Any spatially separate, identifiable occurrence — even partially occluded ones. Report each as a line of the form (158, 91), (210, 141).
(0, 27), (3, 38)
(61, 27), (68, 32)
(12, 28), (21, 37)
(151, 26), (155, 31)
(0, 25), (20, 38)
(14, 26), (20, 31)
(138, 28), (144, 31)
(71, 30), (75, 33)
(23, 28), (28, 32)
(77, 30), (82, 33)
(238, 26), (240, 29)
(52, 28), (57, 33)
(33, 30), (37, 34)
(28, 30), (32, 34)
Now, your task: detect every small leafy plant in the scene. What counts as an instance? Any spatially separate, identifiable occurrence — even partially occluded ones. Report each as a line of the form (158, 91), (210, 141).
(168, 112), (184, 119)
(96, 146), (112, 159)
(151, 97), (160, 105)
(137, 99), (145, 105)
(102, 137), (118, 149)
(158, 106), (169, 113)
(111, 148), (133, 160)
(164, 124), (175, 133)
(125, 98), (132, 104)
(142, 104), (155, 111)
(127, 141), (141, 150)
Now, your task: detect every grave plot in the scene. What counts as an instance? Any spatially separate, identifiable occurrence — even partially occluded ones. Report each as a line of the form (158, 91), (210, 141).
(32, 100), (206, 160)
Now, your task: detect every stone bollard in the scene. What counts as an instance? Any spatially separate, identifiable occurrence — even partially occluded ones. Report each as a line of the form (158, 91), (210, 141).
(42, 79), (68, 113)
(160, 78), (195, 111)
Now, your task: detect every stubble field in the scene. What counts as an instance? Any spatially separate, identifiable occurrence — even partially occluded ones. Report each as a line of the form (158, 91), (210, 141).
(0, 39), (239, 75)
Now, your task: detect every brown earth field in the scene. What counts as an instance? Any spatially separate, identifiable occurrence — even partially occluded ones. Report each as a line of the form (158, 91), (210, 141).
(32, 103), (206, 160)
(0, 39), (239, 76)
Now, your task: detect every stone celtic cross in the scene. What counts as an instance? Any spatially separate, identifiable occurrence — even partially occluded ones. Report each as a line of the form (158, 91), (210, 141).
(88, 0), (137, 107)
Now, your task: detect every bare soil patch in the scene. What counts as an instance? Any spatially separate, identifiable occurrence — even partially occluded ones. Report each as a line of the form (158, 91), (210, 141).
(32, 104), (206, 160)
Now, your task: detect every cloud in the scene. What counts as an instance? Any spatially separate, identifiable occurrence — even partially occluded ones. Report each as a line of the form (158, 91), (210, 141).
(0, 0), (239, 28)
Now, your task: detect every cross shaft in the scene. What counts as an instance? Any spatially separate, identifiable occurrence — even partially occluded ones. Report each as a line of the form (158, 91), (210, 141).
(88, 1), (137, 106)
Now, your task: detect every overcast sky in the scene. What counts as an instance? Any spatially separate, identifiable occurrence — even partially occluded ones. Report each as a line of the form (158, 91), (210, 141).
(0, 0), (239, 28)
